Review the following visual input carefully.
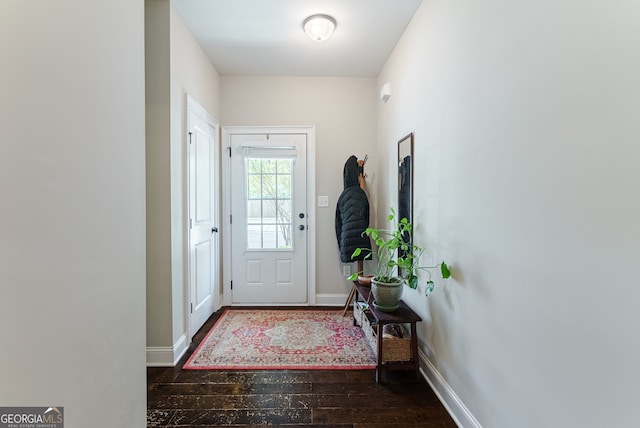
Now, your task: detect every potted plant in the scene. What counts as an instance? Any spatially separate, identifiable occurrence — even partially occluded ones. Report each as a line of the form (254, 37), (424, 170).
(348, 208), (450, 312)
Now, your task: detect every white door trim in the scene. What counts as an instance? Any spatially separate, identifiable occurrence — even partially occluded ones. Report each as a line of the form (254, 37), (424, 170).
(221, 126), (316, 306)
(186, 94), (220, 339)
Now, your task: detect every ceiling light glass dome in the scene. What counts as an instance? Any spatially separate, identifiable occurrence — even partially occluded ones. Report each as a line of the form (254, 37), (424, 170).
(303, 14), (336, 42)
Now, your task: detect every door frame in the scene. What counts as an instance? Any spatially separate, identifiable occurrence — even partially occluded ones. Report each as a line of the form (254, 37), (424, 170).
(186, 95), (220, 339)
(221, 126), (316, 306)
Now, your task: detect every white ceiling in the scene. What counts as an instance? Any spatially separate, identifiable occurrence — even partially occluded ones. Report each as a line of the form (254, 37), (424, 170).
(172, 0), (423, 77)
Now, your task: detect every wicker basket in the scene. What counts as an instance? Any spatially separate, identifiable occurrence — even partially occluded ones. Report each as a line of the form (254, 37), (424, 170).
(353, 301), (412, 363)
(379, 329), (412, 362)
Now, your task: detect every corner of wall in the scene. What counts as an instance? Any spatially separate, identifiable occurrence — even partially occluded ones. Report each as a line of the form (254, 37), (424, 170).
(146, 334), (188, 367)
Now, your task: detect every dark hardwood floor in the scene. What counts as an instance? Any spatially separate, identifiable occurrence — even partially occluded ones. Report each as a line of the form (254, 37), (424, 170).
(147, 308), (457, 427)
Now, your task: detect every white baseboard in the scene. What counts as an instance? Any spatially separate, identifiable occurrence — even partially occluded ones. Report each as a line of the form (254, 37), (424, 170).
(315, 293), (349, 306)
(419, 348), (482, 428)
(146, 334), (188, 367)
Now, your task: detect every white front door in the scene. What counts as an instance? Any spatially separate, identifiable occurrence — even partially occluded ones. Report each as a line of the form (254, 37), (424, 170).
(187, 97), (219, 337)
(230, 133), (308, 304)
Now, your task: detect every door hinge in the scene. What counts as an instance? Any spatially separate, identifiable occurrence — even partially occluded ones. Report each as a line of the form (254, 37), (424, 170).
(190, 303), (193, 313)
(230, 281), (233, 290)
(189, 218), (193, 229)
(227, 146), (231, 157)
(230, 214), (232, 224)
(188, 132), (193, 144)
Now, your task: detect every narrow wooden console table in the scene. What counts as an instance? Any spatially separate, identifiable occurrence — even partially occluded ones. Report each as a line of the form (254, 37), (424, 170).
(352, 281), (422, 383)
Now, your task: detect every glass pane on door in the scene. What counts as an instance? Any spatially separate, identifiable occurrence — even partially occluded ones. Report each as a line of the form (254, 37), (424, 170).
(245, 158), (293, 250)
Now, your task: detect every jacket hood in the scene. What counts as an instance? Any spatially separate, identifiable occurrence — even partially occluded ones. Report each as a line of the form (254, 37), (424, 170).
(343, 155), (360, 188)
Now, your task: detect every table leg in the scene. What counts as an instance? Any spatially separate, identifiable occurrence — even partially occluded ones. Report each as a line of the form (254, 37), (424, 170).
(342, 285), (356, 317)
(376, 323), (384, 383)
(410, 322), (419, 379)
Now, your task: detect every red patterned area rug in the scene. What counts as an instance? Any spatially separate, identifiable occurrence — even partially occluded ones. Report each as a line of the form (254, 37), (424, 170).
(183, 309), (376, 370)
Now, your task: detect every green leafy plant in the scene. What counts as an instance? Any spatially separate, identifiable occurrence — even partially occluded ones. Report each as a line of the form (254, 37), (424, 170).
(348, 208), (450, 296)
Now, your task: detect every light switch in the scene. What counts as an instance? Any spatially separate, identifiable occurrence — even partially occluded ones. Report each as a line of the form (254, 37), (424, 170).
(318, 196), (329, 207)
(343, 265), (351, 277)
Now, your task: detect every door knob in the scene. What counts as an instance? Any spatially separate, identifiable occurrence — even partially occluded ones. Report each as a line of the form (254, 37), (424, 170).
(299, 225), (305, 231)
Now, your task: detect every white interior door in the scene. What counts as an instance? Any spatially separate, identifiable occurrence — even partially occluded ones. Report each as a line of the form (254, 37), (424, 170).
(230, 133), (308, 304)
(188, 98), (219, 337)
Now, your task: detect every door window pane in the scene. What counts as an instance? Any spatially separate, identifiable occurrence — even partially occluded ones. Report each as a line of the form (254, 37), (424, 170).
(262, 199), (277, 222)
(248, 175), (262, 199)
(245, 157), (293, 249)
(262, 174), (277, 199)
(262, 225), (277, 248)
(263, 159), (277, 173)
(277, 175), (291, 198)
(277, 160), (292, 174)
(247, 224), (262, 249)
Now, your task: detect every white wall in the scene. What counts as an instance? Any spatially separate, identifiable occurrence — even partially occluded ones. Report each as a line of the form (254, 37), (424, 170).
(169, 3), (221, 344)
(0, 1), (147, 426)
(378, 0), (640, 426)
(145, 0), (173, 351)
(221, 76), (377, 302)
(145, 0), (221, 363)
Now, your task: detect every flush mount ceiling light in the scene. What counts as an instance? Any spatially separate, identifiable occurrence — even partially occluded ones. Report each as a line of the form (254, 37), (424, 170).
(303, 14), (337, 41)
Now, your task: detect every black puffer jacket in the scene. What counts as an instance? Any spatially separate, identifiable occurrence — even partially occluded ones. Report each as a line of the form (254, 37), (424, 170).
(335, 156), (371, 263)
